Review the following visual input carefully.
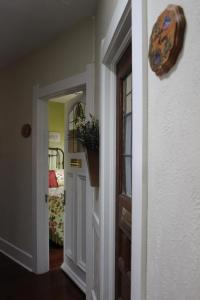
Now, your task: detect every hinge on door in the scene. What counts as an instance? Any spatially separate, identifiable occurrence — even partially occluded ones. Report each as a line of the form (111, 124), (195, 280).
(45, 194), (48, 203)
(64, 190), (66, 206)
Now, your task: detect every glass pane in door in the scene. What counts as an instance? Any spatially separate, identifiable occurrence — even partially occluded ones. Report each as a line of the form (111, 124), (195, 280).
(68, 102), (85, 153)
(122, 74), (132, 197)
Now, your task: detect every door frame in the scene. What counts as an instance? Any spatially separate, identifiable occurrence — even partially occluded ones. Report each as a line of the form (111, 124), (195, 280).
(32, 65), (95, 296)
(100, 1), (148, 300)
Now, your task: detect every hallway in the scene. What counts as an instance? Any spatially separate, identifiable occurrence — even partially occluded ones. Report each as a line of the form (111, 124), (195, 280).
(0, 253), (85, 300)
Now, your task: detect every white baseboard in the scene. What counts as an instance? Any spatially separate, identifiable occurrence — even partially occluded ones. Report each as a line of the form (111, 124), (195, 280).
(61, 261), (86, 293)
(0, 237), (33, 272)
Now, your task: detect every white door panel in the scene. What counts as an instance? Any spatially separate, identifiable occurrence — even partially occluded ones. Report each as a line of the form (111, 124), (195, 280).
(62, 101), (87, 293)
(65, 172), (74, 260)
(77, 174), (86, 272)
(91, 212), (100, 300)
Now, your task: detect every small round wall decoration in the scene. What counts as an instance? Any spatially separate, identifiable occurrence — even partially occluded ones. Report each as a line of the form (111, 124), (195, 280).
(21, 124), (32, 138)
(149, 5), (186, 76)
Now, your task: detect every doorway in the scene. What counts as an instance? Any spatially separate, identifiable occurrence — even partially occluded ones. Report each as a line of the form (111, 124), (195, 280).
(32, 66), (95, 298)
(48, 100), (65, 271)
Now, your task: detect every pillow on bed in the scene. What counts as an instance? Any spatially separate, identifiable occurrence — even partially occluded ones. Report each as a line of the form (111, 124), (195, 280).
(55, 169), (64, 186)
(49, 170), (58, 188)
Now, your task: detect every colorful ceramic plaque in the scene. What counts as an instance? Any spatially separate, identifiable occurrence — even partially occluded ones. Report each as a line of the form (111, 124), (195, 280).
(149, 5), (186, 76)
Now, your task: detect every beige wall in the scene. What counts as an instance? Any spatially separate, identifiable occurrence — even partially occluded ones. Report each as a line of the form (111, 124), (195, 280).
(95, 0), (118, 113)
(93, 0), (118, 220)
(147, 1), (200, 300)
(0, 17), (94, 263)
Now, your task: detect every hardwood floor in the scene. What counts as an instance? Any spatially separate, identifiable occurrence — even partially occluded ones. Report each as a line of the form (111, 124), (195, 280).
(0, 253), (85, 300)
(49, 242), (63, 271)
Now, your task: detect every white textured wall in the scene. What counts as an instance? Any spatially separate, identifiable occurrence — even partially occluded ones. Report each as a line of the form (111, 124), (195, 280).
(147, 1), (200, 299)
(0, 17), (94, 265)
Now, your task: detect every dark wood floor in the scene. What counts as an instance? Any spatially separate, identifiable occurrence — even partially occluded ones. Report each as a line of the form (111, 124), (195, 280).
(0, 253), (85, 300)
(49, 242), (63, 271)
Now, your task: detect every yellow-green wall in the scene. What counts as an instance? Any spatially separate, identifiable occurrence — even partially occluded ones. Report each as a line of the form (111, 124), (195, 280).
(48, 102), (65, 150)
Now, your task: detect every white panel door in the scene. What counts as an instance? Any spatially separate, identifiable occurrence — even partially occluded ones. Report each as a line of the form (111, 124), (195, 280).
(62, 100), (87, 293)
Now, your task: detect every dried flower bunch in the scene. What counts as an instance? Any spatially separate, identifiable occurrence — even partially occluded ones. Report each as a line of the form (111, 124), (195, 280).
(75, 114), (99, 152)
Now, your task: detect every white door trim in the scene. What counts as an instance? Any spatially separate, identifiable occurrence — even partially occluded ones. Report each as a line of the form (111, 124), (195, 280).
(131, 1), (148, 300)
(32, 65), (95, 298)
(100, 1), (148, 300)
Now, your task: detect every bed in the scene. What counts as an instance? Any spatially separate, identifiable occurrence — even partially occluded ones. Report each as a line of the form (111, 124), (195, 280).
(48, 148), (65, 246)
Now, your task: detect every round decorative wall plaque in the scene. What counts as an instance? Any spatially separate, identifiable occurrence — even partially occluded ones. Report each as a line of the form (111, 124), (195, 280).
(21, 124), (32, 138)
(149, 5), (186, 76)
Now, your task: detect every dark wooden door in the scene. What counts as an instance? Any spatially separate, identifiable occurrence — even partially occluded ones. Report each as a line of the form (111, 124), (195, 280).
(115, 44), (132, 300)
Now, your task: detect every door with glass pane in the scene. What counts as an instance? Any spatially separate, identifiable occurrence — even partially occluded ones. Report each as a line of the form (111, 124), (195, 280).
(115, 44), (132, 300)
(62, 100), (87, 292)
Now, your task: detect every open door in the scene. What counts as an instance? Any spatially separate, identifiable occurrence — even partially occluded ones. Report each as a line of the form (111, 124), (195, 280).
(62, 100), (87, 292)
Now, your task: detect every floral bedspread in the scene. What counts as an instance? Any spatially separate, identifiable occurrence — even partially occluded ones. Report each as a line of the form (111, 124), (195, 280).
(49, 187), (64, 246)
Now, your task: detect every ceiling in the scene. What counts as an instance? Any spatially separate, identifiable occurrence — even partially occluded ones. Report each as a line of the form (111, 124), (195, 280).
(0, 0), (97, 67)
